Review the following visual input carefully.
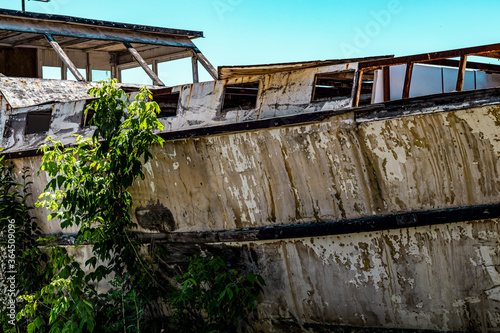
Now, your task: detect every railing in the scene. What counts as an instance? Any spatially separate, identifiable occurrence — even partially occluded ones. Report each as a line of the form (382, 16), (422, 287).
(352, 43), (500, 107)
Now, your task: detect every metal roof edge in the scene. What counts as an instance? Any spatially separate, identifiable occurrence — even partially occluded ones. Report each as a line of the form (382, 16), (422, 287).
(0, 8), (204, 38)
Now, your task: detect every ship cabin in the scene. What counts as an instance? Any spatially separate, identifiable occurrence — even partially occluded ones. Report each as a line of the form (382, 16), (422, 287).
(1, 9), (500, 157)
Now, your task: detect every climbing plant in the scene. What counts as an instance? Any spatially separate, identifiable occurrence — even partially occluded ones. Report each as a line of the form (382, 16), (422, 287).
(4, 80), (264, 332)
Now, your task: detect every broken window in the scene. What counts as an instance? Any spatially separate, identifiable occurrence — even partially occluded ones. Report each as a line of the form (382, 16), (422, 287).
(312, 71), (374, 105)
(152, 90), (180, 118)
(312, 72), (354, 102)
(221, 82), (259, 112)
(25, 109), (52, 134)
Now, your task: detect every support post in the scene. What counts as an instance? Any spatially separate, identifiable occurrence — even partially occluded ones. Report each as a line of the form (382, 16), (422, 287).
(192, 56), (199, 83)
(402, 62), (414, 99)
(351, 70), (364, 107)
(194, 51), (217, 79)
(123, 42), (164, 86)
(456, 55), (468, 92)
(86, 53), (91, 81)
(44, 33), (85, 81)
(383, 66), (391, 102)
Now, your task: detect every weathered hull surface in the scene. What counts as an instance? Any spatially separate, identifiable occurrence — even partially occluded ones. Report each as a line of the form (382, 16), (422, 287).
(11, 101), (500, 331)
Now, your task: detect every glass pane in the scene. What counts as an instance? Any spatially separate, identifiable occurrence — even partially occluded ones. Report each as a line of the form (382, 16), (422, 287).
(42, 66), (61, 80)
(67, 68), (87, 81)
(120, 66), (152, 85)
(91, 70), (111, 82)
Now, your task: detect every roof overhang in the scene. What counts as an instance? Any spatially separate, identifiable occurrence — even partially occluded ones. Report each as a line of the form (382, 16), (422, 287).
(0, 9), (201, 50)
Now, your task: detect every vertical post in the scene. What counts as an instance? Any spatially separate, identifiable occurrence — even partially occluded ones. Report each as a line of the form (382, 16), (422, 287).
(402, 62), (414, 99)
(111, 53), (118, 81)
(86, 53), (91, 81)
(383, 66), (391, 102)
(456, 55), (468, 92)
(61, 64), (67, 80)
(192, 56), (199, 83)
(22, 0), (25, 12)
(152, 59), (158, 76)
(351, 70), (364, 107)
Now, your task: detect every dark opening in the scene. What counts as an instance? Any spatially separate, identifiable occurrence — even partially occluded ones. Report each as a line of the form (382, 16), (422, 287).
(0, 47), (37, 78)
(311, 71), (374, 105)
(222, 82), (259, 112)
(25, 109), (52, 134)
(81, 99), (97, 127)
(152, 89), (180, 118)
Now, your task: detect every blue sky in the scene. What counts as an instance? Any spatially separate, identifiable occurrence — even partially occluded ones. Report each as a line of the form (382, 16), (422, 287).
(1, 0), (499, 85)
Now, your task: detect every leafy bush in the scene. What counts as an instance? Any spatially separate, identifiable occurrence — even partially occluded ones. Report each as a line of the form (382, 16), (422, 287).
(170, 255), (265, 333)
(1, 81), (265, 332)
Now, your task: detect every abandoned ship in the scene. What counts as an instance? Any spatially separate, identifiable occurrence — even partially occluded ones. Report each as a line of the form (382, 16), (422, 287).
(1, 8), (500, 332)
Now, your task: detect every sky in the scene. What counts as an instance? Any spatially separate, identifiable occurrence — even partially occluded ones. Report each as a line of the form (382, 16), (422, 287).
(0, 0), (499, 85)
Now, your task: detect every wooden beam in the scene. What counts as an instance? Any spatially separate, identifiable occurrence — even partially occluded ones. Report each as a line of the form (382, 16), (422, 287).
(424, 58), (500, 73)
(58, 38), (92, 47)
(44, 33), (85, 81)
(123, 41), (165, 86)
(456, 55), (468, 92)
(12, 34), (45, 46)
(192, 56), (199, 83)
(359, 43), (500, 71)
(402, 62), (414, 99)
(117, 48), (192, 67)
(82, 41), (120, 53)
(194, 51), (217, 79)
(351, 70), (364, 107)
(383, 66), (391, 102)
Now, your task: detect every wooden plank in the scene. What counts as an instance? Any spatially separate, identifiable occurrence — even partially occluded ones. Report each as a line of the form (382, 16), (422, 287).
(59, 38), (92, 47)
(30, 203), (500, 246)
(456, 55), (468, 92)
(192, 55), (199, 83)
(12, 34), (45, 46)
(44, 33), (85, 81)
(402, 62), (414, 99)
(351, 70), (363, 107)
(359, 43), (500, 71)
(117, 47), (191, 67)
(383, 66), (390, 102)
(424, 58), (500, 73)
(194, 51), (217, 79)
(123, 41), (165, 86)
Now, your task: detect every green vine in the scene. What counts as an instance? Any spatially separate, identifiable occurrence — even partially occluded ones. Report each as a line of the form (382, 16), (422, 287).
(0, 80), (264, 332)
